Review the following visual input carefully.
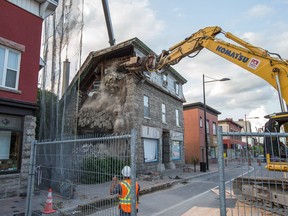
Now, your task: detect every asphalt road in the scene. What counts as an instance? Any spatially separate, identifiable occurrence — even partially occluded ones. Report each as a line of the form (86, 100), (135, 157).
(137, 165), (248, 216)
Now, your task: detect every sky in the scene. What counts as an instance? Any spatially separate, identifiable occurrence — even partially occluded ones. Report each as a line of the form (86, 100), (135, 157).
(59, 0), (288, 131)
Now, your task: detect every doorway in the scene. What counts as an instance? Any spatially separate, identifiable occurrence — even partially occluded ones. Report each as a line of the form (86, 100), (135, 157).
(162, 131), (170, 164)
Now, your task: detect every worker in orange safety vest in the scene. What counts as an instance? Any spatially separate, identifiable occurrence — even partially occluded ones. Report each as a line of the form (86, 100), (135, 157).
(110, 166), (140, 216)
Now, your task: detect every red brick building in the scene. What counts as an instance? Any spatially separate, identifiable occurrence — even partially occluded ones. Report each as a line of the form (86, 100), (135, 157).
(0, 0), (57, 198)
(183, 102), (221, 164)
(218, 118), (246, 159)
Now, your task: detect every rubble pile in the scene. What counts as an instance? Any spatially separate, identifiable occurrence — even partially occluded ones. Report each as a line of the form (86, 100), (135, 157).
(78, 61), (132, 134)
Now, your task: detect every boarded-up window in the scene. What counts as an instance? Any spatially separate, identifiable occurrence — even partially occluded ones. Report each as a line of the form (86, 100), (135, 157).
(144, 138), (158, 162)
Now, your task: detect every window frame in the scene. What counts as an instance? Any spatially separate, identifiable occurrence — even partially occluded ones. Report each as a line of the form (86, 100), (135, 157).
(213, 122), (217, 135)
(143, 95), (150, 118)
(206, 120), (209, 134)
(200, 117), (203, 128)
(161, 103), (166, 123)
(0, 115), (23, 174)
(162, 73), (168, 86)
(175, 109), (180, 127)
(171, 140), (181, 160)
(143, 138), (158, 163)
(0, 45), (21, 90)
(175, 82), (179, 95)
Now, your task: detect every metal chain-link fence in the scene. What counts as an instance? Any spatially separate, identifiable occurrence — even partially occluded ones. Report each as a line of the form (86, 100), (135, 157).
(25, 129), (138, 216)
(217, 128), (288, 216)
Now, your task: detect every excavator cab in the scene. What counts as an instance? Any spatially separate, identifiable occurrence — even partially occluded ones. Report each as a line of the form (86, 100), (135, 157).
(264, 112), (288, 160)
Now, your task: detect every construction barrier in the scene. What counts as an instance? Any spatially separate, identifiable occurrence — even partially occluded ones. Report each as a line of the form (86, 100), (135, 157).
(43, 188), (56, 214)
(25, 131), (137, 216)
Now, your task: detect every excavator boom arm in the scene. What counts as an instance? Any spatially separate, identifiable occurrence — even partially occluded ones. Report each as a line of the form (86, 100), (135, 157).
(152, 26), (288, 107)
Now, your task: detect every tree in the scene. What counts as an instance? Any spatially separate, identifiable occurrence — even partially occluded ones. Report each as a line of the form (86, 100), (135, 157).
(36, 88), (58, 140)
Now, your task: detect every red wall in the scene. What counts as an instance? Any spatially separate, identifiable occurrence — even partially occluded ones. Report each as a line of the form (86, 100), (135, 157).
(184, 107), (219, 163)
(0, 1), (42, 104)
(184, 109), (203, 163)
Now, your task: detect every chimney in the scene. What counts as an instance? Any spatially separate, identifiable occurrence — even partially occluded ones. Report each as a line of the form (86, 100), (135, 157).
(62, 59), (70, 96)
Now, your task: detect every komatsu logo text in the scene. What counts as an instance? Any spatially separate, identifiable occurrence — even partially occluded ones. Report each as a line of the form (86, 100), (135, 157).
(216, 46), (249, 63)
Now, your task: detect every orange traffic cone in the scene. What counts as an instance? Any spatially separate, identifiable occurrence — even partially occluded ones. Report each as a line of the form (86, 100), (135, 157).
(43, 188), (56, 214)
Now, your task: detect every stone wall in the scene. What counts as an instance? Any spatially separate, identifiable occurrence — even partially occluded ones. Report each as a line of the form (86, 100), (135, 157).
(130, 76), (185, 172)
(20, 115), (36, 195)
(61, 57), (185, 173)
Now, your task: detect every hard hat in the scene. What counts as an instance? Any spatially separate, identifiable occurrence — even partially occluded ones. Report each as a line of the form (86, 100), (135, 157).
(121, 165), (131, 177)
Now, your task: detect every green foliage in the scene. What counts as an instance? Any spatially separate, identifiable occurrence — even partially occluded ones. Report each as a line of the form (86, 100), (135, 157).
(191, 156), (199, 165)
(252, 145), (264, 156)
(36, 88), (58, 140)
(81, 156), (128, 184)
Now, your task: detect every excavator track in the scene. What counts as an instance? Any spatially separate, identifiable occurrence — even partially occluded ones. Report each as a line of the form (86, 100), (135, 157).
(233, 177), (288, 215)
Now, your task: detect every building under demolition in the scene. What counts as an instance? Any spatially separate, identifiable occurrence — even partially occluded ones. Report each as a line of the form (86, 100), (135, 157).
(62, 37), (187, 172)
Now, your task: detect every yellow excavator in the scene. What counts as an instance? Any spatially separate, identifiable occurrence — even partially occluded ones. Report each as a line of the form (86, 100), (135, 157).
(122, 26), (288, 211)
(123, 26), (288, 159)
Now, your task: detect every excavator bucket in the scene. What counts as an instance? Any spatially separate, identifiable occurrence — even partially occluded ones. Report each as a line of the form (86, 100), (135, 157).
(119, 54), (156, 72)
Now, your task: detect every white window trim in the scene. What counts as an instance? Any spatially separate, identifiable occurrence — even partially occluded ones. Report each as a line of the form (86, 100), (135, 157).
(200, 117), (203, 128)
(143, 138), (158, 162)
(175, 82), (179, 95)
(162, 103), (166, 123)
(206, 120), (209, 134)
(175, 109), (180, 127)
(144, 95), (150, 118)
(162, 73), (168, 86)
(0, 45), (21, 90)
(213, 122), (217, 135)
(0, 37), (25, 52)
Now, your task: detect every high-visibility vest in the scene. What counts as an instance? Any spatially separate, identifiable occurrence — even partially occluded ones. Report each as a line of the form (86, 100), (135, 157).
(119, 179), (139, 213)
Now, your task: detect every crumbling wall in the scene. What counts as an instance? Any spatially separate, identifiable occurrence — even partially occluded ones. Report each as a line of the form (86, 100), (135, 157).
(78, 60), (133, 134)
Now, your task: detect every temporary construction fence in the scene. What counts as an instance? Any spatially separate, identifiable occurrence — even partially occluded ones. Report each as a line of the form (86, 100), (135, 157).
(217, 127), (288, 216)
(25, 129), (138, 216)
(24, 127), (288, 216)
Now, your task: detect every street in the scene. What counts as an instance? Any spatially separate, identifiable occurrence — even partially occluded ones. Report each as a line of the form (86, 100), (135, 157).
(137, 165), (248, 216)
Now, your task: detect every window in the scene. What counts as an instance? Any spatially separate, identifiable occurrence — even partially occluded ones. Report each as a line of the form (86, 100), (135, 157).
(0, 46), (21, 89)
(144, 95), (150, 118)
(213, 122), (217, 135)
(162, 73), (168, 86)
(175, 109), (180, 126)
(200, 117), (203, 128)
(206, 120), (209, 134)
(162, 103), (166, 123)
(143, 138), (158, 162)
(172, 141), (181, 160)
(175, 82), (179, 95)
(0, 115), (22, 173)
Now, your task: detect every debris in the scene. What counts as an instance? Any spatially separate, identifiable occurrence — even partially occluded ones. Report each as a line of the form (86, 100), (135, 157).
(78, 60), (132, 134)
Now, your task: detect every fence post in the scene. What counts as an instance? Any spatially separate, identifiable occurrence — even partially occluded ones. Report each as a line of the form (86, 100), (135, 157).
(131, 129), (137, 216)
(25, 140), (37, 216)
(217, 126), (226, 216)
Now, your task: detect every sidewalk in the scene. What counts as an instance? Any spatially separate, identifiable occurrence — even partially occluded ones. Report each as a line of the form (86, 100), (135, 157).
(0, 161), (236, 216)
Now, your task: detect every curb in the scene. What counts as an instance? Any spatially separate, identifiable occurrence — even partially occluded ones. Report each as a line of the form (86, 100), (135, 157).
(139, 163), (242, 196)
(139, 169), (219, 196)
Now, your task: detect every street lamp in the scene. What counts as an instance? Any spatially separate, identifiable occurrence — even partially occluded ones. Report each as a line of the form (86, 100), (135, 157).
(244, 114), (259, 159)
(203, 74), (230, 171)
